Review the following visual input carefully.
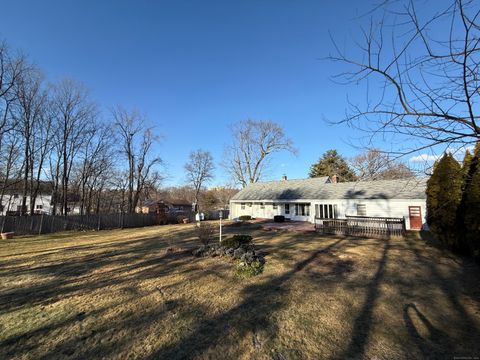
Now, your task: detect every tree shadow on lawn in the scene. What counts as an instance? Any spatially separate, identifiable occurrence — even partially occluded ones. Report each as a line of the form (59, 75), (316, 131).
(337, 238), (391, 359)
(0, 235), (199, 314)
(145, 238), (346, 359)
(401, 234), (480, 358)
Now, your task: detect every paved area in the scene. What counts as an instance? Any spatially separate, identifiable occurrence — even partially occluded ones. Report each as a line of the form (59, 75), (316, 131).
(260, 220), (316, 232)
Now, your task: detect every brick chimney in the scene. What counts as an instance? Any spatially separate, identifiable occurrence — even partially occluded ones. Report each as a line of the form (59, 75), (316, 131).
(281, 174), (287, 181)
(331, 174), (338, 183)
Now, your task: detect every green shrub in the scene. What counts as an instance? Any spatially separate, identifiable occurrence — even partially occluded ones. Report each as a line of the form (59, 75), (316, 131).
(234, 259), (264, 278)
(426, 153), (463, 249)
(239, 215), (252, 221)
(221, 237), (239, 248)
(232, 234), (252, 245)
(221, 234), (253, 249)
(463, 148), (480, 260)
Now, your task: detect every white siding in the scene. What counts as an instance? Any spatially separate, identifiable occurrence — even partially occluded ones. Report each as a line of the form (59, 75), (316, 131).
(0, 194), (53, 215)
(230, 198), (426, 230)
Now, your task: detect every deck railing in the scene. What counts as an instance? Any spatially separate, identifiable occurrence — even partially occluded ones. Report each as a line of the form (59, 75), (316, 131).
(314, 215), (406, 239)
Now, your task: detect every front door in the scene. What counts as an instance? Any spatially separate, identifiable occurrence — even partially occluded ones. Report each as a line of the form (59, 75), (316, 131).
(408, 206), (422, 230)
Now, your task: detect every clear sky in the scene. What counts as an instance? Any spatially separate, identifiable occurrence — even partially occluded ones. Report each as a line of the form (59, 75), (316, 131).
(0, 0), (442, 186)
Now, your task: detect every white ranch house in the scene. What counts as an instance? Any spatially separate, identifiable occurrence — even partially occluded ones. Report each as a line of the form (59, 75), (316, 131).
(229, 176), (427, 230)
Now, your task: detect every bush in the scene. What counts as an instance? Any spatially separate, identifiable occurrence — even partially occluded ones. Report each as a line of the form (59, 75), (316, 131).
(239, 215), (252, 221)
(235, 259), (264, 278)
(463, 148), (480, 260)
(426, 153), (463, 249)
(274, 215), (285, 223)
(220, 234), (253, 249)
(232, 234), (252, 244)
(195, 222), (216, 245)
(221, 237), (238, 248)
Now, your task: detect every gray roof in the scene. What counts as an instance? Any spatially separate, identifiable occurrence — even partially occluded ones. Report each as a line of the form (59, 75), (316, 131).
(231, 177), (427, 201)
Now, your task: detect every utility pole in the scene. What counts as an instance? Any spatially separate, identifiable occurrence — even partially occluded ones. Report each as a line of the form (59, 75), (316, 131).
(219, 210), (223, 243)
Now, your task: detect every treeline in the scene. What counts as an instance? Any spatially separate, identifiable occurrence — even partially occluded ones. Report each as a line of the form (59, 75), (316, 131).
(0, 41), (162, 215)
(427, 143), (480, 260)
(308, 149), (415, 181)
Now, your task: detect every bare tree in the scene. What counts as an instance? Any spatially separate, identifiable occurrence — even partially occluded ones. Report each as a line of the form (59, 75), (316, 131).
(223, 119), (296, 187)
(50, 79), (97, 216)
(12, 65), (54, 215)
(75, 123), (115, 214)
(0, 132), (23, 215)
(351, 148), (416, 181)
(113, 106), (163, 213)
(330, 0), (480, 158)
(184, 149), (214, 212)
(0, 41), (26, 148)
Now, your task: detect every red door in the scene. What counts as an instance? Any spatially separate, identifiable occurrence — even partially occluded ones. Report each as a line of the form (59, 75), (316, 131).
(408, 206), (422, 230)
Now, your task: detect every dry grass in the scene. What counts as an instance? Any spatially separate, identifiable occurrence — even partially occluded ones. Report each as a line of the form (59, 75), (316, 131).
(0, 222), (479, 359)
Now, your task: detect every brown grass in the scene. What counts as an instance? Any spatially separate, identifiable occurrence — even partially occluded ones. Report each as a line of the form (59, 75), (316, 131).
(0, 222), (479, 359)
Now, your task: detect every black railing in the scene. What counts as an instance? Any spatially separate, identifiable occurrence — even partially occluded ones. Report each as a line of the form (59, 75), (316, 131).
(314, 215), (406, 239)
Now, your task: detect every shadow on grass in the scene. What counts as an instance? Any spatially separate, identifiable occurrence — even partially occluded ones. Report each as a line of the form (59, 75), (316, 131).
(403, 302), (453, 359)
(339, 238), (390, 359)
(0, 234), (198, 314)
(144, 239), (345, 359)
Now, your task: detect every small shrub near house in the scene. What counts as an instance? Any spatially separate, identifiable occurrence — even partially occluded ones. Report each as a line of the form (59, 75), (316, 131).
(274, 215), (285, 223)
(238, 215), (252, 221)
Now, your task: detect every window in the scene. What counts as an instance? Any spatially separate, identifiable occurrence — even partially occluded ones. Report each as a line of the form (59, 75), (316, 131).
(36, 205), (43, 210)
(13, 193), (19, 199)
(273, 203), (278, 210)
(357, 204), (367, 216)
(295, 203), (310, 216)
(284, 203), (290, 214)
(315, 204), (338, 219)
(241, 203), (245, 210)
(260, 202), (265, 209)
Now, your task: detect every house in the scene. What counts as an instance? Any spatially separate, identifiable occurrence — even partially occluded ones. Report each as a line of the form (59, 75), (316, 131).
(229, 176), (427, 230)
(0, 192), (53, 215)
(135, 200), (193, 215)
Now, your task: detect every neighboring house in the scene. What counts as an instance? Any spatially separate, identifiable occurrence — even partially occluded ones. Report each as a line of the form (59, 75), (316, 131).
(135, 200), (193, 215)
(229, 176), (427, 230)
(0, 192), (53, 215)
(53, 194), (82, 215)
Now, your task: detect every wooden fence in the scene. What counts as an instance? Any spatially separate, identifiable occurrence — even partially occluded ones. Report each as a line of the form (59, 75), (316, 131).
(0, 213), (163, 236)
(314, 215), (406, 239)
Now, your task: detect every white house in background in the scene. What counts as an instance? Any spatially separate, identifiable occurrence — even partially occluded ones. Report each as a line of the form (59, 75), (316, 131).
(229, 176), (427, 230)
(0, 192), (53, 215)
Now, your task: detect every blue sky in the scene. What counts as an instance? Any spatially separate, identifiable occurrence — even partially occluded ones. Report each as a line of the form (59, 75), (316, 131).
(0, 0), (447, 186)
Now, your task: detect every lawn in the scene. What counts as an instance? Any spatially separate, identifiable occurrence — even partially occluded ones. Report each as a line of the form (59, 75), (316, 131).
(0, 222), (479, 359)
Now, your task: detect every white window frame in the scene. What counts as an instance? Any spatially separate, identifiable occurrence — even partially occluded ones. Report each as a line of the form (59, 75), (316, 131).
(295, 203), (310, 216)
(315, 204), (338, 219)
(356, 204), (367, 216)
